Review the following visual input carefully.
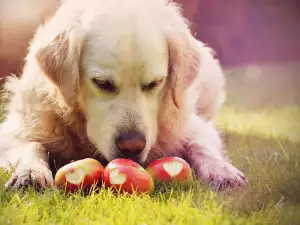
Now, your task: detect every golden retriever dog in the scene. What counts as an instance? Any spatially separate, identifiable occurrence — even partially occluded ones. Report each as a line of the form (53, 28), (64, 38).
(0, 0), (247, 191)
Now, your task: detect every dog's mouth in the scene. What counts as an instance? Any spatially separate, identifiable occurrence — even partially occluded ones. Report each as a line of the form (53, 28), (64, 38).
(91, 140), (151, 167)
(114, 152), (146, 165)
(93, 151), (146, 167)
(94, 155), (110, 167)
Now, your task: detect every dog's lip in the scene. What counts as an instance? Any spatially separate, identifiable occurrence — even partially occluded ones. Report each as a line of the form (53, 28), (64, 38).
(94, 156), (109, 167)
(94, 147), (147, 166)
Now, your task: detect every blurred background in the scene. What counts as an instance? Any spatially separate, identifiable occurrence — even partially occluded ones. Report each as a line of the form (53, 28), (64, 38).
(1, 0), (300, 108)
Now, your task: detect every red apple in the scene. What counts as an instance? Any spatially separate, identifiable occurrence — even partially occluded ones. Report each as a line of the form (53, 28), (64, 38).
(103, 158), (154, 194)
(146, 157), (192, 183)
(55, 158), (104, 192)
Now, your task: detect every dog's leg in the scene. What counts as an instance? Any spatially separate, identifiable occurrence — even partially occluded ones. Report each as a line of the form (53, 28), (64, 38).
(4, 142), (54, 191)
(183, 115), (247, 191)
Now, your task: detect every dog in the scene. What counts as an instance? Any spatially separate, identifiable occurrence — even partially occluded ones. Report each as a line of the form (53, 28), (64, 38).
(0, 0), (247, 191)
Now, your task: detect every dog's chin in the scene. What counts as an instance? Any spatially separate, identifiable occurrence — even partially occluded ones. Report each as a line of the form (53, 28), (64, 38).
(139, 151), (150, 165)
(94, 145), (150, 166)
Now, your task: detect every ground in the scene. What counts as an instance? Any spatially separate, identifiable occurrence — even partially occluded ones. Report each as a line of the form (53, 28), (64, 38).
(0, 63), (299, 225)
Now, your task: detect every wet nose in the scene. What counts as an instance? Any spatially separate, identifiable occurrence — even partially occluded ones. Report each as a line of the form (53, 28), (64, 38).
(115, 131), (146, 158)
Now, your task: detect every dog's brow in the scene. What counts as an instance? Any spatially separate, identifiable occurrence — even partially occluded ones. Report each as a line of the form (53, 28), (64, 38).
(150, 69), (168, 79)
(141, 74), (166, 86)
(89, 67), (119, 81)
(153, 71), (167, 78)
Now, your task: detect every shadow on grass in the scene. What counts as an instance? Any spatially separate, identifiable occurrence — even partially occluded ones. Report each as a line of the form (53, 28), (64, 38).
(217, 131), (300, 220)
(147, 131), (300, 223)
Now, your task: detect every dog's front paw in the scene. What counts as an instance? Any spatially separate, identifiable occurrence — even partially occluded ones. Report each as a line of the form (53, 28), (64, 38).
(195, 157), (248, 191)
(5, 164), (54, 191)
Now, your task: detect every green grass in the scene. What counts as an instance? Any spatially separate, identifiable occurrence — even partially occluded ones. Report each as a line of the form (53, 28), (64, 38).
(0, 105), (299, 225)
(1, 61), (300, 224)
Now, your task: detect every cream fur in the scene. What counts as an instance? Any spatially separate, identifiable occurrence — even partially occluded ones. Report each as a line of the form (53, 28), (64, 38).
(0, 0), (247, 191)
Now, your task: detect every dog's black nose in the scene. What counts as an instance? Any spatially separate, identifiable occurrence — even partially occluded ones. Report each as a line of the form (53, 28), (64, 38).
(115, 131), (146, 158)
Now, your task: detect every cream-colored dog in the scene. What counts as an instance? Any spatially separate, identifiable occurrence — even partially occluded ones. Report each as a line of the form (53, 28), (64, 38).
(0, 0), (247, 191)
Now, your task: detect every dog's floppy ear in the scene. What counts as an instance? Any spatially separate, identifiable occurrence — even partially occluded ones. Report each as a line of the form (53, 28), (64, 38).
(161, 1), (200, 110)
(157, 26), (200, 138)
(165, 32), (200, 109)
(35, 20), (86, 106)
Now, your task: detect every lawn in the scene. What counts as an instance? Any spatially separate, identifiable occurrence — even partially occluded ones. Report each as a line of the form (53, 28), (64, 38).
(0, 64), (300, 225)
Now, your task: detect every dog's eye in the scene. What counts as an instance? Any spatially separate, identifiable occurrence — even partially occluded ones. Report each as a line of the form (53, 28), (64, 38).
(142, 79), (163, 92)
(91, 78), (116, 93)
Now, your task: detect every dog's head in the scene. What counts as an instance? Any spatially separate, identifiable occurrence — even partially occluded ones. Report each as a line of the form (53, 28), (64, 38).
(35, 0), (200, 163)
